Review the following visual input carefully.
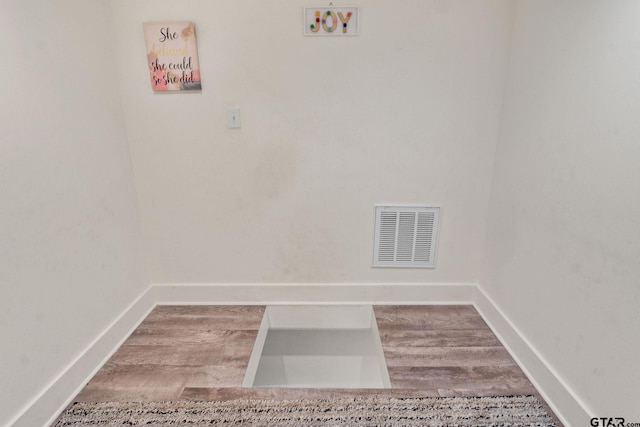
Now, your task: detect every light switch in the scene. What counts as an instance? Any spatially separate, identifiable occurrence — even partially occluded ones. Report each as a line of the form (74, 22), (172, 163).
(227, 107), (241, 129)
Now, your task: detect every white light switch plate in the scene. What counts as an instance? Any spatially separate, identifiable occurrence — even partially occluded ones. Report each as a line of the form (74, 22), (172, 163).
(227, 107), (241, 128)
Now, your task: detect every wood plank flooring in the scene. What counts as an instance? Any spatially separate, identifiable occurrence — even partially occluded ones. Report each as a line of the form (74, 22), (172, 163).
(70, 305), (562, 425)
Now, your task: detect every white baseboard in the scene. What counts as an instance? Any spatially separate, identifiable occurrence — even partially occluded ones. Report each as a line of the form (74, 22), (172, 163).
(14, 282), (589, 427)
(9, 287), (157, 427)
(472, 285), (591, 427)
(153, 282), (477, 305)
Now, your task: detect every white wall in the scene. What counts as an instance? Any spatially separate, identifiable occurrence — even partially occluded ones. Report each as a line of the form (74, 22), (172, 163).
(109, 0), (511, 284)
(483, 0), (640, 420)
(9, 0), (639, 424)
(0, 1), (149, 425)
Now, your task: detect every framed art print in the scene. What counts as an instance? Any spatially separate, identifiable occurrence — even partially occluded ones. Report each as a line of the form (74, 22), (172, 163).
(143, 22), (202, 91)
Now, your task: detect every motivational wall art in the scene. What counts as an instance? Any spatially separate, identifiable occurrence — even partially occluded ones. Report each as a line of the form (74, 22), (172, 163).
(304, 6), (359, 36)
(143, 22), (202, 91)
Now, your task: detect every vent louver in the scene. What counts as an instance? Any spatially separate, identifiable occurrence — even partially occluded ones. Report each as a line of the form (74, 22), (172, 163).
(373, 206), (440, 268)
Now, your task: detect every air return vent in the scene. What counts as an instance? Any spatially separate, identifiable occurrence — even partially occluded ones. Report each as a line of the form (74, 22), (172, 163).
(373, 205), (440, 268)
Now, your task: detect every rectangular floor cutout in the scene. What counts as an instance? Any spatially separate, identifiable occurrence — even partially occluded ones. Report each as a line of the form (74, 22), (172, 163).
(242, 305), (391, 389)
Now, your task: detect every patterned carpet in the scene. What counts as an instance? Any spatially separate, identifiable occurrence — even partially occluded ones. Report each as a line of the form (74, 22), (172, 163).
(54, 395), (557, 426)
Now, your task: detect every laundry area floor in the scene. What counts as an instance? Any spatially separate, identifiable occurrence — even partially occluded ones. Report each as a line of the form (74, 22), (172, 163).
(70, 305), (561, 424)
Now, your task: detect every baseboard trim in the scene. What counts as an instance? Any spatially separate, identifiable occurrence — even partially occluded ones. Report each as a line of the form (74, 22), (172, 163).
(153, 282), (477, 305)
(17, 282), (589, 427)
(472, 285), (591, 427)
(10, 287), (157, 427)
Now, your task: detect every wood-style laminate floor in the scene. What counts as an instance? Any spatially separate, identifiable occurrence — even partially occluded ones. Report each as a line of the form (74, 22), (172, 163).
(69, 305), (562, 425)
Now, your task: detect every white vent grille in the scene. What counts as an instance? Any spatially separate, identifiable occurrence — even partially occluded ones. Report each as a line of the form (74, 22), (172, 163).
(373, 206), (440, 268)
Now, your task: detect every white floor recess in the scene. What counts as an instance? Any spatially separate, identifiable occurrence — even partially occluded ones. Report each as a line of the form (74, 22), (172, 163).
(243, 305), (391, 389)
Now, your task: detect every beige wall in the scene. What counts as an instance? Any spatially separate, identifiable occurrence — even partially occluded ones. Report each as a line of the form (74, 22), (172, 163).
(0, 1), (149, 425)
(109, 0), (511, 284)
(483, 0), (640, 419)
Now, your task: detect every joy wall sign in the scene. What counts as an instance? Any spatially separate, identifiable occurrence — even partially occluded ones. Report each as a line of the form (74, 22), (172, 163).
(304, 6), (359, 36)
